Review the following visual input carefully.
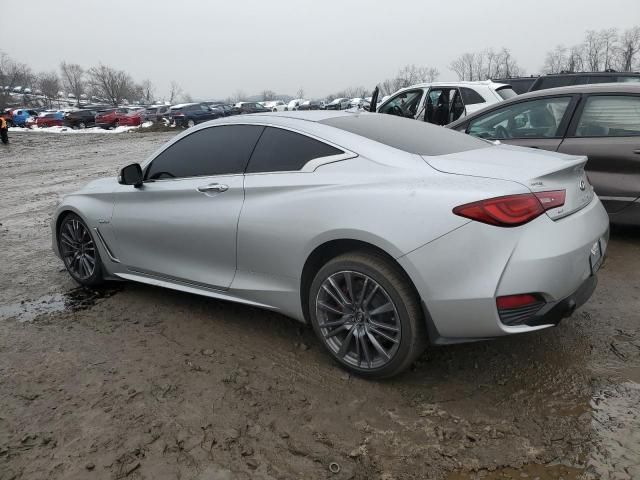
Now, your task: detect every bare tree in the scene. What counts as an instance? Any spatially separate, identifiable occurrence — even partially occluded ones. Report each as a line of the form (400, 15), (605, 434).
(567, 45), (585, 72)
(296, 87), (304, 99)
(232, 89), (246, 103)
(618, 26), (640, 71)
(261, 89), (276, 101)
(543, 45), (568, 73)
(139, 79), (155, 104)
(600, 28), (618, 70)
(182, 92), (193, 103)
(451, 49), (522, 80)
(168, 81), (182, 104)
(37, 71), (60, 108)
(87, 64), (137, 106)
(584, 30), (605, 71)
(60, 61), (85, 106)
(0, 52), (31, 110)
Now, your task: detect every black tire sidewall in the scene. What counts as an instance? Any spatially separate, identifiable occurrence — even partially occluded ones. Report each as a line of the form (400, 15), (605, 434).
(309, 254), (421, 378)
(58, 213), (104, 286)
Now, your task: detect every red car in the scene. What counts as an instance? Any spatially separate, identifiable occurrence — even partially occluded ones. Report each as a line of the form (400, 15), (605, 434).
(116, 110), (144, 127)
(29, 112), (64, 128)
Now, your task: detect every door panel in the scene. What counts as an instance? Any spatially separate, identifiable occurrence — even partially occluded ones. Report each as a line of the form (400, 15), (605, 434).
(111, 174), (244, 289)
(557, 137), (640, 212)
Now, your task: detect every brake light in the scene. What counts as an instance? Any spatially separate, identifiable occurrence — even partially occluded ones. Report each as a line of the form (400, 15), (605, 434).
(534, 190), (565, 210)
(453, 194), (544, 227)
(453, 190), (566, 227)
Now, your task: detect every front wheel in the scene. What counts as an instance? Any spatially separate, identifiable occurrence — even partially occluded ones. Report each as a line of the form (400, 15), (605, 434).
(309, 252), (427, 379)
(78, 122), (86, 129)
(58, 213), (104, 287)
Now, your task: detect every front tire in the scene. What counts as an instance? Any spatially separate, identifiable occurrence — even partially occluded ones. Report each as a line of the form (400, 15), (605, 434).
(57, 213), (104, 287)
(309, 252), (427, 379)
(78, 122), (86, 129)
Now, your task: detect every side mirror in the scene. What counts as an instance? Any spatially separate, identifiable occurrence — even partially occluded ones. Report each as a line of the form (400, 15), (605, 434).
(118, 163), (143, 187)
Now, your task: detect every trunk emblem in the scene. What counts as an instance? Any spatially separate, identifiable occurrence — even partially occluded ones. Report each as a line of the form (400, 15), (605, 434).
(579, 179), (586, 191)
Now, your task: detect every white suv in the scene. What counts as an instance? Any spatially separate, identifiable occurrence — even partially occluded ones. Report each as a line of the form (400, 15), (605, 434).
(376, 81), (516, 125)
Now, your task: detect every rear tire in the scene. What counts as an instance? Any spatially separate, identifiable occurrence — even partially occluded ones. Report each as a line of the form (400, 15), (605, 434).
(187, 119), (196, 128)
(78, 122), (86, 129)
(309, 251), (427, 379)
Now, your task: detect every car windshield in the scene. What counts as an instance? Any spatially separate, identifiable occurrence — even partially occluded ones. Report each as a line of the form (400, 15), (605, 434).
(496, 86), (517, 100)
(321, 114), (490, 155)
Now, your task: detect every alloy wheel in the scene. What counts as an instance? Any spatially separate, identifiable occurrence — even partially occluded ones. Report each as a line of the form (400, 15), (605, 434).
(315, 270), (401, 369)
(59, 218), (97, 281)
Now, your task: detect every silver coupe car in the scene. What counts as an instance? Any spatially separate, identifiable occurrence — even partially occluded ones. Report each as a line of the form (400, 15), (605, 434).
(52, 111), (609, 378)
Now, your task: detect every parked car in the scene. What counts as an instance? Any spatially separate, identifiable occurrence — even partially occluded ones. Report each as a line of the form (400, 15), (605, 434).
(447, 83), (640, 225)
(117, 110), (145, 127)
(95, 108), (131, 129)
(325, 98), (351, 110)
(143, 105), (171, 123)
(210, 104), (239, 117)
(235, 102), (271, 114)
(263, 100), (288, 112)
(528, 71), (640, 92)
(168, 103), (223, 127)
(287, 99), (305, 110)
(11, 109), (39, 127)
(52, 111), (608, 378)
(492, 76), (539, 94)
(377, 81), (516, 125)
(297, 100), (325, 110)
(29, 111), (64, 128)
(63, 110), (97, 129)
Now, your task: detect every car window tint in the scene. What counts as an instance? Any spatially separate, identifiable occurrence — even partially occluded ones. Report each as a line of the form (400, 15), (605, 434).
(246, 127), (342, 173)
(467, 97), (572, 140)
(575, 96), (640, 137)
(146, 125), (264, 180)
(378, 89), (423, 117)
(460, 87), (485, 105)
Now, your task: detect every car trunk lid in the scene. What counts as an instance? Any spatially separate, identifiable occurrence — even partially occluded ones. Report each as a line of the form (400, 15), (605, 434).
(424, 144), (594, 220)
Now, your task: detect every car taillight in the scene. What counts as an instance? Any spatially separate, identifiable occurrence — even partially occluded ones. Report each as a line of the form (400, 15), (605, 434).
(453, 191), (566, 227)
(496, 294), (540, 310)
(534, 190), (565, 210)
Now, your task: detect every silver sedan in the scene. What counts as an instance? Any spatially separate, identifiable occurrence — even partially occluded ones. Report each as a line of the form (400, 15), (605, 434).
(52, 111), (609, 378)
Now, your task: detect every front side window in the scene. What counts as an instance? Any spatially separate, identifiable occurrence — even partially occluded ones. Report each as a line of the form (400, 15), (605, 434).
(145, 125), (264, 180)
(246, 127), (342, 173)
(467, 97), (572, 139)
(378, 89), (423, 118)
(574, 95), (640, 137)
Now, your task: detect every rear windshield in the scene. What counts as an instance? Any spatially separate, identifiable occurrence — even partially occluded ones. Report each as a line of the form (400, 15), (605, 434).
(320, 114), (490, 156)
(496, 86), (517, 100)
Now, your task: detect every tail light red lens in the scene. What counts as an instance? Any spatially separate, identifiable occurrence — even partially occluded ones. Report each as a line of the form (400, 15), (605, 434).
(453, 191), (566, 227)
(534, 190), (565, 210)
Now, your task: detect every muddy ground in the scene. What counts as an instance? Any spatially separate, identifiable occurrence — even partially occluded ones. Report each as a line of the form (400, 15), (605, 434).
(0, 131), (639, 480)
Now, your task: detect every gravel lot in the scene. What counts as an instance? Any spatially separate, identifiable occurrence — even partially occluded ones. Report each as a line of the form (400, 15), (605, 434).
(0, 131), (639, 480)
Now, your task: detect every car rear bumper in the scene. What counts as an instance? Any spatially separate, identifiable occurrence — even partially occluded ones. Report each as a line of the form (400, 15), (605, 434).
(398, 196), (609, 343)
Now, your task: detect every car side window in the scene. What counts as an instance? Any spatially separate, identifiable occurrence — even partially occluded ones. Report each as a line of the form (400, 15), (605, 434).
(145, 125), (264, 180)
(246, 127), (343, 173)
(574, 95), (640, 137)
(467, 97), (572, 140)
(460, 87), (485, 105)
(378, 89), (423, 117)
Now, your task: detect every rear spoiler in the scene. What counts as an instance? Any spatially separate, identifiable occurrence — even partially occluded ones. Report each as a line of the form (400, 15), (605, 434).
(369, 86), (379, 113)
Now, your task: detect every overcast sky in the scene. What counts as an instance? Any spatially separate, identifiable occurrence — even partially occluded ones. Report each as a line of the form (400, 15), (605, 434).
(3, 0), (640, 100)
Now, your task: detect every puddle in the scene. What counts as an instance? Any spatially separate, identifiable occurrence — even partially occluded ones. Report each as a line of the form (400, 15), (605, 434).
(0, 287), (121, 322)
(448, 463), (583, 479)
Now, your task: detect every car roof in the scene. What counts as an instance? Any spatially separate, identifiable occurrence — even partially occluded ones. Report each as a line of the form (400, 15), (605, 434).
(398, 80), (508, 90)
(447, 82), (640, 128)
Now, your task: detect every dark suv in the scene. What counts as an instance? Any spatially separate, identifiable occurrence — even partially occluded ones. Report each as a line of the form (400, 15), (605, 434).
(528, 71), (640, 92)
(63, 110), (97, 129)
(447, 83), (640, 225)
(168, 103), (223, 128)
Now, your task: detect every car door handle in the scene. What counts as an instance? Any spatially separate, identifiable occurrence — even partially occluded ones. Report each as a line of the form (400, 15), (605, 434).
(197, 183), (228, 193)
